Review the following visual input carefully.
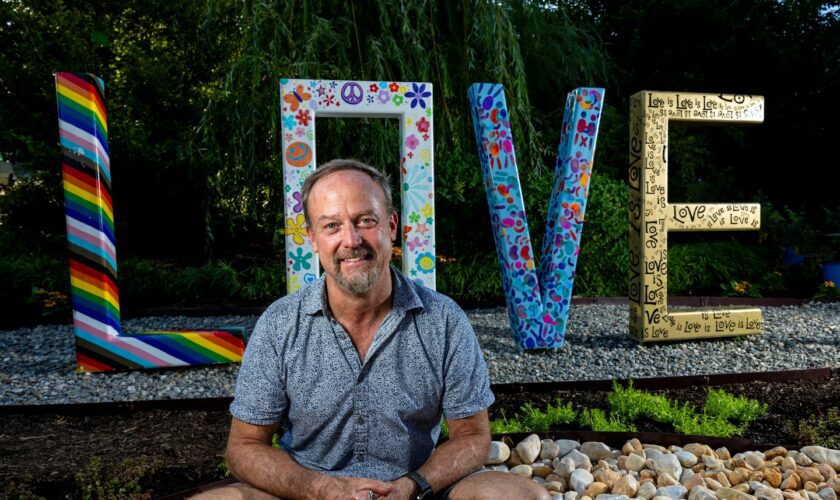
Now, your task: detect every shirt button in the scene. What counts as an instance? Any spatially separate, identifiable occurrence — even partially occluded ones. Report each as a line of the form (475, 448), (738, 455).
(358, 416), (365, 424)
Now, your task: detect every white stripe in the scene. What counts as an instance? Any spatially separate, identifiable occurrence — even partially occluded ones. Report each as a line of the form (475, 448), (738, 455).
(74, 312), (187, 366)
(74, 310), (121, 338)
(59, 119), (111, 169)
(65, 215), (117, 256)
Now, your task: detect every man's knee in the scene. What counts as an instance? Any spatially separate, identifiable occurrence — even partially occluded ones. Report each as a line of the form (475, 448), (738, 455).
(447, 471), (552, 500)
(190, 482), (280, 500)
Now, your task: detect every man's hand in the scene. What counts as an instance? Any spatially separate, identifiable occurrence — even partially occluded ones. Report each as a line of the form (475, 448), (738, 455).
(377, 476), (419, 500)
(310, 475), (394, 500)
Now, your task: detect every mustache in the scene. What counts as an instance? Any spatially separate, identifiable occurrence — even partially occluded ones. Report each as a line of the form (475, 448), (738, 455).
(334, 245), (376, 263)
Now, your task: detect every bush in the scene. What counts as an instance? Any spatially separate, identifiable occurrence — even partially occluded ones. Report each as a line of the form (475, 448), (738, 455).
(785, 408), (840, 448)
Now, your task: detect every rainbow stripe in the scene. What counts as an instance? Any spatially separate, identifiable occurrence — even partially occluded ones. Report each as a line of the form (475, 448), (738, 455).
(56, 72), (245, 372)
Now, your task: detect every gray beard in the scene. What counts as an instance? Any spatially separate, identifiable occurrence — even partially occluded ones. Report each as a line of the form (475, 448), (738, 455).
(334, 246), (382, 295)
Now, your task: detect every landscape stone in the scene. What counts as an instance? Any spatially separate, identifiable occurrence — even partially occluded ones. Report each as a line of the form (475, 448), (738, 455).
(801, 448), (840, 472)
(556, 440), (582, 457)
(767, 448), (789, 461)
(755, 487), (784, 500)
(676, 451), (700, 468)
(682, 469), (696, 484)
(624, 439), (644, 455)
(798, 467), (826, 484)
(566, 449), (594, 471)
(653, 454), (684, 481)
(827, 478), (840, 494)
(717, 449), (732, 460)
(797, 454), (815, 467)
(510, 464), (534, 478)
(780, 473), (803, 491)
(765, 470), (783, 488)
(541, 440), (562, 460)
(805, 482), (819, 492)
(595, 495), (630, 500)
(743, 453), (767, 470)
(815, 463), (837, 480)
(819, 487), (838, 500)
(546, 481), (566, 493)
(534, 477), (547, 484)
(689, 486), (717, 500)
(638, 481), (657, 499)
(706, 478), (725, 491)
(593, 468), (621, 488)
(655, 484), (688, 498)
(683, 474), (706, 491)
(582, 442), (615, 462)
(613, 473), (639, 496)
(533, 463), (554, 478)
(714, 487), (757, 500)
(733, 484), (752, 494)
(556, 457), (577, 478)
(517, 434), (542, 465)
(487, 441), (511, 465)
(627, 454), (647, 472)
(565, 491), (579, 500)
(585, 482), (610, 497)
(571, 469), (595, 496)
(685, 444), (714, 458)
(507, 449), (524, 467)
(659, 473), (679, 487)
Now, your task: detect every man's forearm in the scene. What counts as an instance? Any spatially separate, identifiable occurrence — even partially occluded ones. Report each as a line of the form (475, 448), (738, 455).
(227, 440), (326, 499)
(414, 431), (489, 494)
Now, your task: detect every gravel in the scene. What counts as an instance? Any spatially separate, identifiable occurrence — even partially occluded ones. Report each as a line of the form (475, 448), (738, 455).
(1, 302), (838, 406)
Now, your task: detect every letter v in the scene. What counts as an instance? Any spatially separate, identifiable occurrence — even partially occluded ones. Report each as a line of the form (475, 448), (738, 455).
(468, 84), (604, 349)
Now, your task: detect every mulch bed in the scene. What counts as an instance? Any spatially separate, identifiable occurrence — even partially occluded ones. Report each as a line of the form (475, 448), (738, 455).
(1, 370), (837, 498)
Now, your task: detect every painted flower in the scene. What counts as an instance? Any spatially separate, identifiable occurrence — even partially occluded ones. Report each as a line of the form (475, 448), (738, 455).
(369, 83), (378, 92)
(295, 127), (306, 138)
(288, 275), (301, 293)
(284, 214), (307, 245)
(415, 252), (436, 274)
(409, 212), (420, 224)
(415, 223), (429, 235)
(407, 236), (427, 252)
(284, 133), (293, 142)
(282, 115), (296, 131)
(419, 149), (431, 161)
(290, 247), (312, 271)
(405, 134), (419, 150)
(388, 82), (399, 92)
(329, 81), (338, 89)
(405, 83), (431, 109)
(295, 109), (311, 126)
(292, 191), (303, 213)
(420, 203), (433, 218)
(392, 94), (404, 106)
(377, 89), (391, 104)
(407, 152), (414, 159)
(366, 95), (375, 104)
(416, 117), (430, 133)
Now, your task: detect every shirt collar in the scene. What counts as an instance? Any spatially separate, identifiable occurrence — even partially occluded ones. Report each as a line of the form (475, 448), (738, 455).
(301, 266), (424, 316)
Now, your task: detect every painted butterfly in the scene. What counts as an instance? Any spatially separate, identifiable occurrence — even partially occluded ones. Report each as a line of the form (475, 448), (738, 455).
(282, 84), (312, 112)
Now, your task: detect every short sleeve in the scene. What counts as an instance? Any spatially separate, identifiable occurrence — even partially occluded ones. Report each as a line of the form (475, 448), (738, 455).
(440, 306), (495, 420)
(229, 311), (288, 425)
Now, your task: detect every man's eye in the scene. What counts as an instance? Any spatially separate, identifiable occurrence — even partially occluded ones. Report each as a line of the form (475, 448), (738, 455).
(324, 223), (338, 231)
(358, 218), (377, 227)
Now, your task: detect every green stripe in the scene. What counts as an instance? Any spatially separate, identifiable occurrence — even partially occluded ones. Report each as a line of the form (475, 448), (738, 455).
(165, 335), (230, 362)
(64, 191), (115, 232)
(72, 286), (121, 318)
(58, 94), (108, 138)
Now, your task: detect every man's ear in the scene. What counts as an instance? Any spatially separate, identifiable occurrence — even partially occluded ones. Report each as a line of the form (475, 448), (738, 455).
(389, 211), (398, 242)
(307, 226), (319, 253)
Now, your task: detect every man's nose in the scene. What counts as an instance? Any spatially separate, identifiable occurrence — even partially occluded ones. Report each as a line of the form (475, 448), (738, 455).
(339, 223), (362, 247)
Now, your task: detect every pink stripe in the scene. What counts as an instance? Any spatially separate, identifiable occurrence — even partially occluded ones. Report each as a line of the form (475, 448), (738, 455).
(75, 319), (173, 367)
(59, 126), (110, 172)
(68, 225), (117, 263)
(60, 127), (97, 156)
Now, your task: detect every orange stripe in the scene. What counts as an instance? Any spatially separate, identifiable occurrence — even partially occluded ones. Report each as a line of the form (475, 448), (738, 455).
(70, 260), (119, 298)
(63, 163), (113, 208)
(198, 331), (245, 353)
(57, 74), (107, 123)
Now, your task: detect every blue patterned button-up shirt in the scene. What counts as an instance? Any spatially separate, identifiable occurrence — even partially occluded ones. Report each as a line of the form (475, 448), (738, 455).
(230, 267), (495, 481)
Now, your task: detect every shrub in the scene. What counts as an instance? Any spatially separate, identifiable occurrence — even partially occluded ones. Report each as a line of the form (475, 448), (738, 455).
(75, 457), (158, 500)
(578, 408), (636, 433)
(785, 408), (840, 448)
(704, 388), (768, 427)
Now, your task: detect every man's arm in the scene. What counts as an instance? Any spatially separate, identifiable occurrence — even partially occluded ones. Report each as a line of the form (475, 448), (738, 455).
(387, 409), (491, 498)
(226, 417), (394, 500)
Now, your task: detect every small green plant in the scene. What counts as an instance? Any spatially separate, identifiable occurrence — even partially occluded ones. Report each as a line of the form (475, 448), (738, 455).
(440, 418), (449, 439)
(519, 400), (577, 432)
(608, 381), (672, 421)
(1, 475), (44, 500)
(671, 404), (741, 437)
(785, 407), (840, 448)
(490, 409), (528, 434)
(579, 408), (637, 432)
(75, 456), (159, 500)
(814, 281), (840, 299)
(704, 388), (768, 427)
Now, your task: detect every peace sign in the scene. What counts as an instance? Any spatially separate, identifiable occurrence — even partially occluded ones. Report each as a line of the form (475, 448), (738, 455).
(341, 82), (364, 105)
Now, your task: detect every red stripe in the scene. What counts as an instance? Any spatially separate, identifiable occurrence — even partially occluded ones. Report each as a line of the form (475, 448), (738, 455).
(69, 259), (119, 298)
(58, 73), (107, 122)
(200, 331), (246, 353)
(76, 352), (114, 372)
(62, 163), (113, 208)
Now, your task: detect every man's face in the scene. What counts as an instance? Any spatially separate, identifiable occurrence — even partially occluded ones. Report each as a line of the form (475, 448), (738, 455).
(306, 170), (398, 296)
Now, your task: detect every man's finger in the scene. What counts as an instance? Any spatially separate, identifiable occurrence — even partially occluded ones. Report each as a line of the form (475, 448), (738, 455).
(358, 479), (394, 495)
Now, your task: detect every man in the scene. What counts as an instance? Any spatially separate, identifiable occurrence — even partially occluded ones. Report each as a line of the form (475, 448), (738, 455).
(201, 159), (548, 499)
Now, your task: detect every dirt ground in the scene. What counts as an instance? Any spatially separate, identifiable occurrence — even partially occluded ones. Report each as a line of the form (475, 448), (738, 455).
(1, 371), (837, 499)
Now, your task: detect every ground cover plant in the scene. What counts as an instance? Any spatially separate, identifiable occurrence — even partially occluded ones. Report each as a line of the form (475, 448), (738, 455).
(490, 382), (768, 438)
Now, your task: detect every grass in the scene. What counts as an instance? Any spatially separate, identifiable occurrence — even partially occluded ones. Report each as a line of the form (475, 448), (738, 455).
(487, 382), (767, 438)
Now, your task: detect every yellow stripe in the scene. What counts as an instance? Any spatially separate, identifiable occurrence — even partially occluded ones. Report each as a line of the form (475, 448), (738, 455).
(180, 333), (242, 361)
(63, 178), (114, 223)
(57, 84), (108, 133)
(70, 275), (120, 310)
